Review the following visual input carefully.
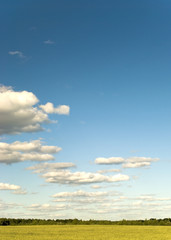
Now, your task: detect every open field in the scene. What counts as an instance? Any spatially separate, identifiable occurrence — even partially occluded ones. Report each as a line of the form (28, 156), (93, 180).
(0, 225), (171, 240)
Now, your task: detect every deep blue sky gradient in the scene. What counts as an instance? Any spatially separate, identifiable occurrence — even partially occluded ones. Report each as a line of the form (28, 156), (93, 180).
(0, 0), (171, 219)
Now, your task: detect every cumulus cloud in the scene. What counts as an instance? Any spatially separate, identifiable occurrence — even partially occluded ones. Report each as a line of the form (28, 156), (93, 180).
(122, 157), (159, 168)
(0, 86), (70, 135)
(0, 183), (20, 190)
(39, 102), (70, 115)
(123, 162), (151, 168)
(8, 51), (25, 58)
(0, 140), (61, 164)
(0, 183), (26, 195)
(95, 156), (159, 168)
(95, 157), (124, 165)
(42, 170), (129, 185)
(27, 162), (76, 173)
(0, 150), (55, 164)
(0, 140), (61, 153)
(0, 86), (48, 135)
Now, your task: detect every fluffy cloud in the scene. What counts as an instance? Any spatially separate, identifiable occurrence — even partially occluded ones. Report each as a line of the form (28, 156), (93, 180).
(0, 86), (48, 135)
(42, 170), (129, 185)
(95, 156), (159, 168)
(0, 183), (20, 190)
(0, 86), (70, 135)
(122, 157), (159, 168)
(0, 140), (61, 164)
(27, 162), (76, 173)
(0, 140), (61, 153)
(95, 157), (124, 165)
(39, 102), (70, 115)
(8, 51), (25, 58)
(0, 183), (26, 195)
(122, 162), (151, 168)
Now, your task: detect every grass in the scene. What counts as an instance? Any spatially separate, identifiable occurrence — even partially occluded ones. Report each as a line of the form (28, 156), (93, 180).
(0, 225), (171, 240)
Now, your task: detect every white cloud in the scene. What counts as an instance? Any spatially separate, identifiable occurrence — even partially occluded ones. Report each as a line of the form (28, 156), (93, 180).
(0, 86), (38, 111)
(0, 140), (61, 164)
(53, 190), (107, 198)
(95, 157), (124, 165)
(97, 169), (121, 174)
(126, 157), (159, 163)
(12, 189), (27, 195)
(43, 40), (55, 45)
(0, 86), (48, 135)
(95, 155), (159, 168)
(39, 102), (70, 115)
(92, 209), (110, 214)
(0, 200), (19, 211)
(136, 195), (171, 202)
(0, 150), (54, 164)
(21, 153), (54, 161)
(42, 170), (129, 185)
(52, 190), (122, 208)
(122, 157), (159, 168)
(0, 140), (61, 153)
(123, 162), (151, 168)
(0, 86), (70, 135)
(91, 185), (102, 189)
(28, 203), (66, 212)
(27, 162), (76, 173)
(8, 51), (25, 58)
(0, 183), (26, 195)
(0, 183), (20, 190)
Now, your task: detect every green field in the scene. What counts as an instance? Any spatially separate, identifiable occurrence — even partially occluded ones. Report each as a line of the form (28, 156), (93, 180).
(0, 225), (171, 240)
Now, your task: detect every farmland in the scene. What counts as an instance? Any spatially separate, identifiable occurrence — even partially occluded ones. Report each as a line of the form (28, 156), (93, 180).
(0, 225), (171, 240)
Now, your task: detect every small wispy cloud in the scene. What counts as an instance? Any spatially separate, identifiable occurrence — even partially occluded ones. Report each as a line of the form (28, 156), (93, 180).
(97, 169), (121, 174)
(43, 40), (55, 45)
(8, 51), (25, 58)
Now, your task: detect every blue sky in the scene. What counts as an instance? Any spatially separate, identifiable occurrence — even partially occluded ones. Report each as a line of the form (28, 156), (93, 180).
(0, 0), (171, 220)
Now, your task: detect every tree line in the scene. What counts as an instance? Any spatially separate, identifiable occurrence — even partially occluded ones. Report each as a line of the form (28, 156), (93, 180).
(0, 218), (171, 226)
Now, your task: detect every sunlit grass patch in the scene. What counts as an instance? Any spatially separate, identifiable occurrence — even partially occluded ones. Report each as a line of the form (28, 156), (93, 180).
(0, 225), (171, 240)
